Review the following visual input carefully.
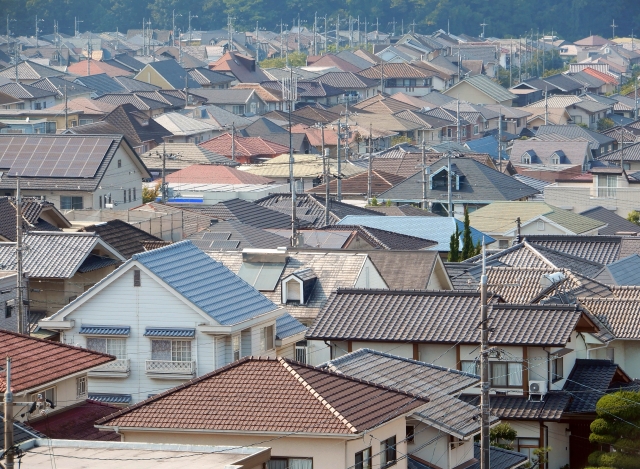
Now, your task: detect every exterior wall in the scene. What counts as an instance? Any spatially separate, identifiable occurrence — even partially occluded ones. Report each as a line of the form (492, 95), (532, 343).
(135, 67), (174, 89)
(381, 84), (433, 97)
(94, 145), (146, 210)
(354, 258), (388, 289)
(307, 339), (331, 366)
(591, 339), (640, 380)
(0, 273), (18, 332)
(120, 414), (410, 469)
(29, 96), (56, 110)
(544, 182), (640, 218)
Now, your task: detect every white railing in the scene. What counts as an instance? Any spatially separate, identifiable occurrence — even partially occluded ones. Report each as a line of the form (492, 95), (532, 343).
(295, 346), (308, 364)
(91, 358), (130, 373)
(145, 360), (196, 375)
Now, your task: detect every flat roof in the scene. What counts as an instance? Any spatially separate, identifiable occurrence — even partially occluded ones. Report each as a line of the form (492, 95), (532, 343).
(18, 439), (270, 469)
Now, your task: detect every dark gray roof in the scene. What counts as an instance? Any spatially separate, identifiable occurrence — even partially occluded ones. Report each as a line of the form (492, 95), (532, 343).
(580, 207), (640, 235)
(73, 73), (126, 97)
(521, 235), (622, 265)
(315, 71), (379, 89)
(79, 219), (164, 259)
(113, 75), (161, 92)
(461, 393), (569, 421)
(186, 219), (292, 250)
(597, 254), (640, 285)
(0, 415), (44, 450)
(307, 290), (588, 346)
(188, 67), (235, 86)
(144, 59), (201, 89)
(112, 54), (146, 72)
(542, 73), (585, 92)
(530, 243), (605, 278)
(470, 444), (528, 469)
(535, 124), (615, 151)
(0, 82), (56, 99)
(29, 77), (92, 98)
(255, 193), (383, 228)
(379, 157), (539, 203)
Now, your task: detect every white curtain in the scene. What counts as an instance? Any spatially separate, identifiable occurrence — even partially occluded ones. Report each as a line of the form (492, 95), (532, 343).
(509, 362), (523, 386)
(289, 459), (313, 469)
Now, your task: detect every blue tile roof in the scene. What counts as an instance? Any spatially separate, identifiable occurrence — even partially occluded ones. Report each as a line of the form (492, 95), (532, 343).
(337, 216), (494, 251)
(465, 135), (499, 158)
(88, 393), (132, 404)
(132, 241), (278, 325)
(605, 254), (640, 286)
(144, 328), (195, 338)
(79, 325), (130, 336)
(275, 313), (307, 340)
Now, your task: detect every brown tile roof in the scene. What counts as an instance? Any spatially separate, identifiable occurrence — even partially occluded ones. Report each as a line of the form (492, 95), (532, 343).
(307, 54), (363, 72)
(359, 63), (436, 79)
(611, 285), (640, 299)
(352, 94), (419, 114)
(67, 60), (133, 77)
(306, 170), (407, 197)
(582, 67), (618, 85)
(199, 133), (290, 158)
(164, 164), (275, 185)
(579, 298), (640, 339)
(48, 97), (117, 114)
(79, 219), (164, 259)
(28, 400), (121, 441)
(307, 290), (595, 346)
(97, 357), (427, 434)
(0, 330), (114, 394)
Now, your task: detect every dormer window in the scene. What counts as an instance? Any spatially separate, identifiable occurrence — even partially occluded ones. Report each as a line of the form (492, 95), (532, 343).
(551, 153), (560, 165)
(281, 269), (317, 305)
(522, 154), (531, 164)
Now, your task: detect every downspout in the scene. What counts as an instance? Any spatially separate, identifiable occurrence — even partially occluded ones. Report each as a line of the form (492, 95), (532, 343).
(543, 423), (549, 469)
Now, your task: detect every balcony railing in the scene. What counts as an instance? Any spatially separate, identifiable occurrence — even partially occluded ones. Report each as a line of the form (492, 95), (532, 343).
(88, 358), (130, 377)
(145, 360), (196, 376)
(597, 187), (617, 198)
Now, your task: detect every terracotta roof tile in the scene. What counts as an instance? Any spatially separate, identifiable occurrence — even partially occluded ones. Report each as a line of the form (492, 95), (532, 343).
(97, 357), (427, 433)
(165, 164), (275, 184)
(199, 133), (290, 159)
(0, 330), (114, 393)
(68, 60), (133, 77)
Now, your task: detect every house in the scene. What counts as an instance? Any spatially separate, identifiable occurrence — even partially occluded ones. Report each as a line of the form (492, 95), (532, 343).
(525, 95), (613, 130)
(443, 75), (516, 106)
(39, 241), (303, 404)
(29, 77), (94, 104)
(209, 51), (269, 84)
(230, 83), (285, 112)
(199, 133), (290, 164)
(47, 98), (117, 128)
(191, 89), (268, 115)
(133, 59), (201, 90)
(94, 356), (429, 469)
(358, 62), (436, 96)
(0, 134), (151, 210)
(0, 196), (71, 241)
(78, 219), (164, 259)
(240, 117), (311, 153)
(377, 157), (540, 215)
(307, 170), (407, 201)
(337, 216), (494, 252)
(534, 124), (616, 157)
(0, 82), (57, 110)
(315, 71), (380, 101)
(139, 142), (235, 176)
(72, 73), (127, 98)
(0, 60), (65, 84)
(153, 112), (219, 144)
(187, 219), (295, 251)
(468, 202), (607, 249)
(508, 139), (593, 171)
(188, 67), (234, 89)
(580, 206), (640, 235)
(0, 329), (114, 427)
(67, 60), (133, 78)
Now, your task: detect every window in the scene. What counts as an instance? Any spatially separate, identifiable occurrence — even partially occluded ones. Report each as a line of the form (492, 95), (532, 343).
(522, 154), (531, 164)
(133, 188), (136, 201)
(60, 196), (83, 210)
(87, 337), (127, 359)
(123, 189), (126, 204)
(5, 302), (12, 318)
(498, 240), (509, 249)
(501, 121), (508, 131)
(461, 360), (479, 375)
(79, 119), (94, 125)
(598, 175), (618, 198)
(406, 425), (415, 443)
(261, 325), (275, 352)
(232, 334), (240, 361)
(380, 436), (397, 468)
(117, 159), (122, 168)
(447, 128), (452, 138)
(133, 269), (141, 286)
(551, 154), (560, 165)
(151, 340), (192, 362)
(34, 102), (42, 110)
(551, 357), (563, 382)
(285, 279), (302, 303)
(355, 448), (372, 469)
(295, 340), (308, 363)
(461, 127), (467, 137)
(76, 376), (87, 397)
(517, 438), (540, 462)
(484, 121), (490, 130)
(473, 125), (479, 135)
(267, 458), (312, 469)
(128, 189), (131, 202)
(491, 361), (523, 388)
(537, 221), (545, 231)
(33, 387), (55, 405)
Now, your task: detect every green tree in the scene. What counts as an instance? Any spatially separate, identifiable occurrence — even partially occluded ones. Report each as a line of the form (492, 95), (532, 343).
(525, 448), (552, 469)
(260, 52), (307, 68)
(627, 211), (640, 226)
(447, 225), (460, 262)
(391, 135), (413, 146)
(587, 391), (640, 469)
(597, 118), (615, 132)
(461, 207), (474, 260)
(369, 197), (379, 206)
(143, 183), (161, 203)
(490, 423), (517, 449)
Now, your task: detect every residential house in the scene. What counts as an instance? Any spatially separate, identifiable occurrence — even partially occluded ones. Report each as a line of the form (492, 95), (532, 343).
(39, 241), (307, 405)
(239, 117), (312, 153)
(199, 133), (290, 164)
(358, 62), (436, 97)
(0, 330), (115, 431)
(242, 153), (365, 190)
(0, 270), (19, 332)
(525, 95), (613, 130)
(377, 157), (539, 215)
(47, 98), (116, 129)
(68, 60), (134, 78)
(508, 139), (593, 171)
(188, 67), (234, 89)
(29, 77), (94, 104)
(509, 82), (545, 107)
(534, 124), (616, 157)
(138, 142), (234, 176)
(94, 355), (429, 469)
(0, 60), (64, 84)
(133, 59), (201, 91)
(521, 107), (573, 130)
(0, 82), (56, 110)
(184, 104), (253, 129)
(306, 170), (406, 201)
(186, 219), (295, 251)
(468, 201), (606, 249)
(315, 71), (380, 101)
(191, 89), (268, 115)
(209, 51), (269, 84)
(0, 196), (72, 242)
(580, 206), (640, 235)
(153, 112), (219, 144)
(443, 75), (516, 106)
(0, 134), (151, 210)
(78, 219), (165, 259)
(484, 105), (532, 136)
(337, 216), (494, 253)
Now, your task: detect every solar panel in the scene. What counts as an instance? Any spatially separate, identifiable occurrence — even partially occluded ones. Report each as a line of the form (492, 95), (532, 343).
(0, 136), (113, 178)
(209, 240), (240, 250)
(237, 262), (285, 291)
(201, 232), (231, 241)
(190, 239), (214, 250)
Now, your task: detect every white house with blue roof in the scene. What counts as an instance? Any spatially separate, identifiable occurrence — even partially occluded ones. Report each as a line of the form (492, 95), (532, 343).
(41, 241), (306, 404)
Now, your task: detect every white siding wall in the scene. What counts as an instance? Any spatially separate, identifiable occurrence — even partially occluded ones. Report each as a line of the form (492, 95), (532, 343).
(354, 258), (388, 289)
(94, 146), (145, 210)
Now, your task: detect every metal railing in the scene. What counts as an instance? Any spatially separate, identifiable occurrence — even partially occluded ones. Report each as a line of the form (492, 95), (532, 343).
(145, 360), (196, 375)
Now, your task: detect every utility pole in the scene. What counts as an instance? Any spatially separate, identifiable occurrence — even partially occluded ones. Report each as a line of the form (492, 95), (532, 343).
(336, 117), (341, 202)
(323, 16), (327, 54)
(456, 99), (461, 144)
(87, 33), (92, 75)
(16, 176), (24, 335)
(283, 66), (299, 246)
(367, 123), (373, 202)
(35, 15), (43, 48)
(380, 59), (385, 93)
(177, 28), (182, 65)
(231, 122), (236, 162)
(4, 356), (14, 469)
(447, 151), (452, 216)
(161, 142), (167, 203)
(421, 135), (427, 209)
(74, 17), (82, 37)
(498, 112), (503, 172)
(544, 86), (548, 125)
(480, 20), (487, 38)
(313, 12), (317, 55)
(172, 10), (181, 47)
(184, 73), (189, 107)
(611, 19), (617, 39)
(480, 243), (490, 469)
(336, 14), (339, 51)
(516, 217), (521, 243)
(64, 83), (68, 130)
(322, 125), (330, 227)
(509, 40), (513, 87)
(188, 12), (197, 46)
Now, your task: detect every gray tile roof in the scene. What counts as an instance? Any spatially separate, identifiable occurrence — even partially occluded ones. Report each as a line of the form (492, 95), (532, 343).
(521, 235), (622, 265)
(79, 219), (164, 259)
(0, 82), (56, 99)
(535, 124), (615, 151)
(0, 232), (123, 278)
(186, 198), (301, 229)
(449, 74), (516, 102)
(275, 312), (307, 339)
(596, 254), (640, 285)
(73, 73), (126, 97)
(460, 393), (569, 421)
(132, 240), (278, 325)
(0, 416), (44, 450)
(322, 348), (489, 439)
(187, 219), (292, 250)
(378, 158), (539, 204)
(579, 298), (640, 340)
(469, 444), (528, 469)
(306, 290), (587, 346)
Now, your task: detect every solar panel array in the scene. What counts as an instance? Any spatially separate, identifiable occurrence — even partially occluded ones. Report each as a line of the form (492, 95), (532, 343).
(0, 136), (113, 178)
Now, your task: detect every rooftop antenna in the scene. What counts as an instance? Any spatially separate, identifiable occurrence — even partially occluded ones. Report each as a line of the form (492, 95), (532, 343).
(480, 20), (487, 38)
(447, 18), (450, 36)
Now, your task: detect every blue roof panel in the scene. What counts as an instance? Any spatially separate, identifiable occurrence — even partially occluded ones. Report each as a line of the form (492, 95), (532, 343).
(276, 313), (307, 340)
(88, 393), (132, 404)
(337, 216), (494, 250)
(132, 241), (278, 325)
(144, 328), (196, 338)
(79, 325), (130, 336)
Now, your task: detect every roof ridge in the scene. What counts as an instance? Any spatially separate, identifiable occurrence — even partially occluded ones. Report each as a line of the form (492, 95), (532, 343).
(278, 357), (358, 433)
(336, 288), (480, 296)
(0, 329), (115, 361)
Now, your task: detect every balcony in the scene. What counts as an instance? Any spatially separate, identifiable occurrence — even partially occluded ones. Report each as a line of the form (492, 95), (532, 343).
(88, 358), (130, 378)
(145, 360), (196, 379)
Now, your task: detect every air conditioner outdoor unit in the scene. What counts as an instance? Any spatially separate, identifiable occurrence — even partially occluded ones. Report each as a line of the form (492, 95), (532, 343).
(529, 380), (548, 400)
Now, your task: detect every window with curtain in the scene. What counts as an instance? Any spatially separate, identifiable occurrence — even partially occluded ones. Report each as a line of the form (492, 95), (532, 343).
(380, 436), (397, 468)
(267, 458), (312, 469)
(87, 338), (127, 359)
(490, 361), (523, 388)
(356, 447), (372, 469)
(461, 360), (479, 375)
(491, 362), (508, 387)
